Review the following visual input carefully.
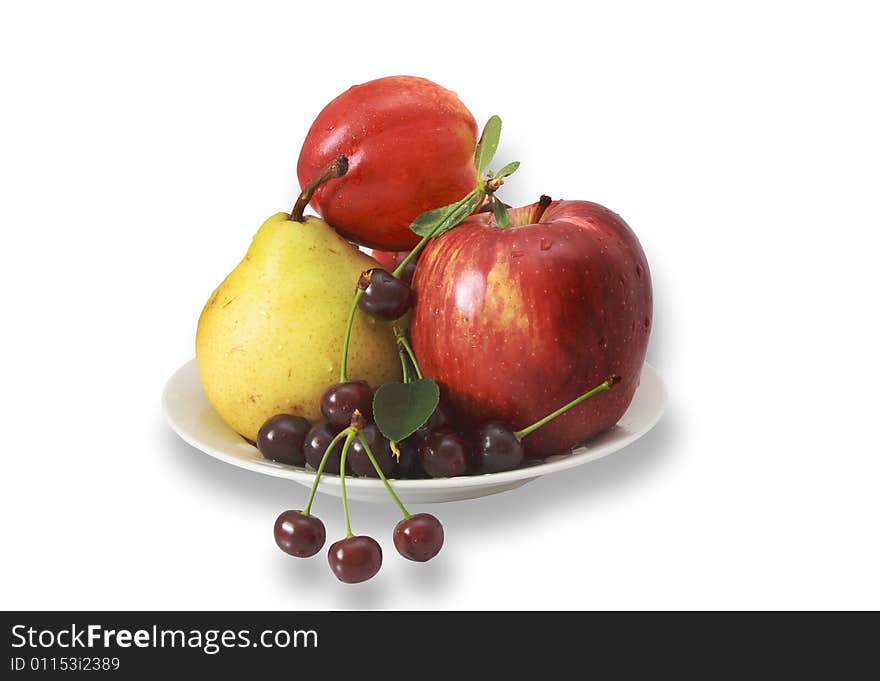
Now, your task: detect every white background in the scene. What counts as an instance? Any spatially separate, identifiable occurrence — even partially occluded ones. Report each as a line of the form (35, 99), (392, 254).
(2, 1), (878, 610)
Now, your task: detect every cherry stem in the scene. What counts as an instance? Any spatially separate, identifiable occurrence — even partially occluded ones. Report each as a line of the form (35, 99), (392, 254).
(533, 194), (552, 223)
(398, 347), (411, 384)
(339, 288), (365, 383)
(513, 375), (621, 441)
(391, 186), (481, 278)
(289, 155), (349, 223)
(339, 430), (356, 538)
(357, 432), (411, 519)
(303, 428), (351, 516)
(394, 328), (423, 380)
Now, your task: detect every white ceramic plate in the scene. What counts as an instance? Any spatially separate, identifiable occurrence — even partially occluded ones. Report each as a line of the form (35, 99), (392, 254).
(163, 359), (666, 503)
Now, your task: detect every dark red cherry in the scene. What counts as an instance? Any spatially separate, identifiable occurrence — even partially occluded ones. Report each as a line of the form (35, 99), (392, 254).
(274, 510), (326, 557)
(257, 414), (310, 465)
(321, 381), (373, 429)
(415, 405), (448, 441)
(348, 424), (395, 477)
(420, 428), (472, 478)
(327, 536), (382, 583)
(358, 268), (412, 321)
(396, 254), (419, 286)
(303, 421), (351, 474)
(393, 513), (444, 562)
(474, 421), (525, 473)
(392, 437), (425, 479)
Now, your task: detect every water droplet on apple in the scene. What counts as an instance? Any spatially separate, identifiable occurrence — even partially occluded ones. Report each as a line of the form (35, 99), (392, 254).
(511, 250), (525, 258)
(540, 238), (552, 251)
(644, 316), (651, 329)
(636, 264), (644, 278)
(598, 337), (608, 350)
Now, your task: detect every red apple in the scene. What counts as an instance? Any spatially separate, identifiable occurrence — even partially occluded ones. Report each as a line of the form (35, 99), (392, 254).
(410, 198), (652, 457)
(297, 76), (478, 251)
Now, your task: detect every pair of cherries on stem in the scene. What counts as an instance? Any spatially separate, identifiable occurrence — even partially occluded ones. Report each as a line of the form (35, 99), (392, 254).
(274, 412), (443, 584)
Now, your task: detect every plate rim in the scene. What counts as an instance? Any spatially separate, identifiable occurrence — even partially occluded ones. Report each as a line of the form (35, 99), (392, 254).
(162, 359), (666, 491)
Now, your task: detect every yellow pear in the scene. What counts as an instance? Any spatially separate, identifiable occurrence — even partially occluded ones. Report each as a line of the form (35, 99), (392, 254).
(196, 207), (401, 441)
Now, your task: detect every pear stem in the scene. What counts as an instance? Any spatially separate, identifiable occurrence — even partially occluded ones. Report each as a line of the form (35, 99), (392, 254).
(339, 430), (356, 538)
(303, 428), (350, 516)
(289, 155), (349, 223)
(357, 432), (411, 519)
(513, 375), (621, 441)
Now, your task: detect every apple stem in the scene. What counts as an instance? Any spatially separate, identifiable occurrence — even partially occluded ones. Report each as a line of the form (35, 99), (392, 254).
(303, 427), (351, 516)
(289, 155), (349, 223)
(357, 432), (411, 519)
(338, 430), (356, 538)
(391, 186), (481, 278)
(394, 328), (423, 379)
(513, 374), (621, 441)
(533, 195), (552, 223)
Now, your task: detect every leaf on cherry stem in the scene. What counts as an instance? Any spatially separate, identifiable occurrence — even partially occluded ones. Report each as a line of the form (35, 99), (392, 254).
(373, 379), (440, 442)
(492, 197), (510, 227)
(474, 115), (502, 174)
(409, 192), (483, 238)
(493, 161), (520, 179)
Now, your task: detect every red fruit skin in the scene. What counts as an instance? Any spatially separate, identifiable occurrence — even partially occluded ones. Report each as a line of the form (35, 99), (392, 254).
(370, 249), (407, 270)
(327, 536), (382, 584)
(297, 76), (478, 250)
(393, 513), (444, 562)
(410, 200), (652, 457)
(370, 249), (419, 285)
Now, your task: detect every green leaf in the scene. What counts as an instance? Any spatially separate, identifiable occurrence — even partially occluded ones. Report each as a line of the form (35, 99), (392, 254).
(474, 115), (502, 174)
(409, 201), (459, 236)
(494, 161), (520, 179)
(410, 191), (482, 238)
(492, 197), (510, 227)
(373, 379), (441, 442)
